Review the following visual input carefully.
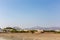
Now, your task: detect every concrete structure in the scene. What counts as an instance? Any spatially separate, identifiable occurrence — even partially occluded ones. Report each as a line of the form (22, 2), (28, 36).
(55, 30), (60, 32)
(34, 30), (44, 33)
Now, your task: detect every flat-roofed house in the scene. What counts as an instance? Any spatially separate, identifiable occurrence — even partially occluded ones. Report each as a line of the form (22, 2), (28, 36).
(55, 30), (60, 32)
(34, 30), (44, 34)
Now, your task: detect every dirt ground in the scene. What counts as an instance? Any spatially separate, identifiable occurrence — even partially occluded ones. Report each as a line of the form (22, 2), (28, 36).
(0, 33), (60, 40)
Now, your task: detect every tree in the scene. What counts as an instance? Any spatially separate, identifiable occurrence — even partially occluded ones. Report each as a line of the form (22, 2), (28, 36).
(3, 27), (17, 33)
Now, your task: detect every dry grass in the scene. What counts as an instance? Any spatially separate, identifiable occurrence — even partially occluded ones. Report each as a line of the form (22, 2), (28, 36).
(0, 33), (60, 40)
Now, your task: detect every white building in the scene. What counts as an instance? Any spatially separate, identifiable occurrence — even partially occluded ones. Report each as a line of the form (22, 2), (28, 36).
(34, 30), (44, 33)
(55, 30), (60, 32)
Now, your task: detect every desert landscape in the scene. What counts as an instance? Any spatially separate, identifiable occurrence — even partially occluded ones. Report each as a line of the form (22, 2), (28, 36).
(0, 33), (60, 40)
(0, 0), (60, 40)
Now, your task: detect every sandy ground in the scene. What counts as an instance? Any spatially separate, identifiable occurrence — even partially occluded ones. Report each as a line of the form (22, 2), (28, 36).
(0, 33), (60, 40)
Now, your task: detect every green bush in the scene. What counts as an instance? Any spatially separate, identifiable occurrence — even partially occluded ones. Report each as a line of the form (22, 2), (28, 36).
(30, 30), (37, 33)
(43, 30), (55, 32)
(19, 30), (29, 33)
(10, 29), (17, 33)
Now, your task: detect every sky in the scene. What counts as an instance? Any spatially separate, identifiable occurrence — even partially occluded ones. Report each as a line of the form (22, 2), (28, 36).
(0, 0), (60, 28)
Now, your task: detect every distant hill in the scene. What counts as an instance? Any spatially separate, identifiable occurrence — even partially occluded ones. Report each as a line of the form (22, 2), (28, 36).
(13, 27), (22, 30)
(24, 26), (45, 30)
(25, 26), (60, 30)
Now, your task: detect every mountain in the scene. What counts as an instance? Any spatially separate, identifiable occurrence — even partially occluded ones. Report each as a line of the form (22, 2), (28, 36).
(25, 26), (45, 30)
(48, 27), (60, 30)
(13, 27), (22, 30)
(25, 26), (60, 30)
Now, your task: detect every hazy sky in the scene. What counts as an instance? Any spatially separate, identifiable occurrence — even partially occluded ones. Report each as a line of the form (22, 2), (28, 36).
(0, 0), (60, 28)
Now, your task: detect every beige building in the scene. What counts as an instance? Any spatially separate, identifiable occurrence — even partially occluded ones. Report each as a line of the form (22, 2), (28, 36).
(55, 30), (60, 32)
(34, 30), (44, 33)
